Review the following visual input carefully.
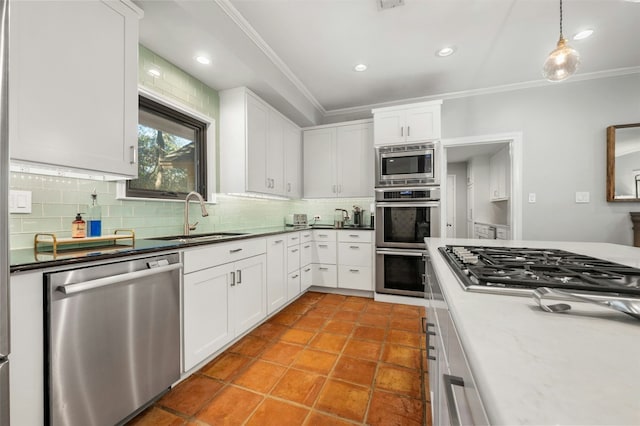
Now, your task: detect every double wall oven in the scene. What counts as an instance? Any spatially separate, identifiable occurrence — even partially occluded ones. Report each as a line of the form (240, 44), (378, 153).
(375, 186), (440, 297)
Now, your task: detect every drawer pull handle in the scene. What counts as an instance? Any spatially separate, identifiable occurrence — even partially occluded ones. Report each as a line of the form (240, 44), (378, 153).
(292, 274), (299, 279)
(229, 248), (243, 253)
(304, 268), (311, 272)
(348, 234), (359, 237)
(349, 269), (359, 273)
(291, 249), (299, 253)
(304, 245), (311, 248)
(349, 245), (359, 249)
(319, 267), (329, 271)
(129, 145), (137, 164)
(237, 270), (242, 284)
(318, 234), (328, 237)
(319, 244), (328, 248)
(274, 240), (283, 244)
(230, 271), (236, 287)
(443, 374), (466, 426)
(291, 237), (298, 240)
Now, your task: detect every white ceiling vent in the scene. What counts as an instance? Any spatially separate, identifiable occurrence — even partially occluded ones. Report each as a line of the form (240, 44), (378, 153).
(377, 0), (405, 11)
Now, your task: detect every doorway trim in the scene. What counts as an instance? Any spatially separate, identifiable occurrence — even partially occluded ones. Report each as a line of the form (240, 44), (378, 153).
(446, 174), (457, 238)
(439, 132), (523, 240)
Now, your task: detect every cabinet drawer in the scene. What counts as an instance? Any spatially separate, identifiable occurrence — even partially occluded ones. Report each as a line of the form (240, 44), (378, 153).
(338, 243), (372, 267)
(287, 270), (301, 301)
(496, 228), (509, 240)
(312, 264), (337, 288)
(301, 265), (313, 291)
(338, 266), (372, 291)
(300, 242), (313, 266)
(184, 238), (267, 273)
(338, 230), (373, 243)
(287, 232), (301, 246)
(312, 230), (336, 242)
(312, 241), (336, 264)
(300, 231), (313, 243)
(287, 246), (301, 273)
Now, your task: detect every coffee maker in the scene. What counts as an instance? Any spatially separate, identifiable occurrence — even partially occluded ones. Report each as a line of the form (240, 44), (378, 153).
(352, 205), (365, 227)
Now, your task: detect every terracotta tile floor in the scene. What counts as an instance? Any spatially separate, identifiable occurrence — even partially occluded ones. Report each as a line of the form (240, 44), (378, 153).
(129, 292), (431, 426)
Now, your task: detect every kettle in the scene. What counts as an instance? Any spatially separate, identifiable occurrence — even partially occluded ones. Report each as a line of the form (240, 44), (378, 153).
(352, 205), (365, 227)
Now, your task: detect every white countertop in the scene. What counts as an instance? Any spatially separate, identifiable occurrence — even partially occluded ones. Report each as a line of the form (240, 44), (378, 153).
(425, 238), (640, 425)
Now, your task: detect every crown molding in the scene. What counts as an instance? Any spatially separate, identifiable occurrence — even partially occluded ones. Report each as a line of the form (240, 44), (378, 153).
(323, 66), (640, 117)
(215, 0), (327, 115)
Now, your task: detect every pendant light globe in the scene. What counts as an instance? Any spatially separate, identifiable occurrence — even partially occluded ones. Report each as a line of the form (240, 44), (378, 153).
(542, 0), (580, 82)
(542, 37), (580, 81)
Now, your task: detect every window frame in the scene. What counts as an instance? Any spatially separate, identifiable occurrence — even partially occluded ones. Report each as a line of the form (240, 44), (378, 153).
(126, 95), (208, 200)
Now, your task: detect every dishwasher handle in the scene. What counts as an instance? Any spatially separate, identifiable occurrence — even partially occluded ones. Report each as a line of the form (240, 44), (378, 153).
(57, 262), (183, 295)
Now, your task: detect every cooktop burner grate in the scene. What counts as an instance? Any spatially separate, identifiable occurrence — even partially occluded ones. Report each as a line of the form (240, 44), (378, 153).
(439, 246), (640, 297)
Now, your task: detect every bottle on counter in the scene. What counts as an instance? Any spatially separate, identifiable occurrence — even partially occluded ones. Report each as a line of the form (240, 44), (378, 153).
(87, 189), (102, 237)
(72, 213), (86, 238)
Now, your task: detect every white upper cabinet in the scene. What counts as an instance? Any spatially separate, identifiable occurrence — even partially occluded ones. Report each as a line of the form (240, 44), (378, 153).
(372, 100), (442, 145)
(303, 120), (373, 198)
(489, 146), (510, 201)
(220, 87), (302, 198)
(9, 0), (142, 179)
(284, 121), (302, 198)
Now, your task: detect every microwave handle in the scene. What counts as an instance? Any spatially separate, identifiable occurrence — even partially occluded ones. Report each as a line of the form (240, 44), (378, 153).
(376, 202), (440, 208)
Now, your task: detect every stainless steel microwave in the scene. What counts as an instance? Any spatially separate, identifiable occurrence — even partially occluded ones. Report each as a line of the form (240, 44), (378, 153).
(375, 142), (438, 187)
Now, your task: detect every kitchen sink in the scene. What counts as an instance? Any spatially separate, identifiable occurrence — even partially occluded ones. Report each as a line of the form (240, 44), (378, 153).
(152, 232), (248, 243)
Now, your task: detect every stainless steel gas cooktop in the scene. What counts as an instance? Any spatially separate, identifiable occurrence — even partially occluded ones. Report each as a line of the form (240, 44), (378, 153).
(439, 246), (640, 299)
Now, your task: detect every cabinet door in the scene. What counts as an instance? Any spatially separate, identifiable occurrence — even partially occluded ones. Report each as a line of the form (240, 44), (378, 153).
(373, 110), (404, 145)
(266, 237), (287, 315)
(287, 245), (301, 273)
(267, 110), (285, 195)
(300, 242), (313, 267)
(336, 123), (374, 197)
(9, 0), (139, 177)
(303, 128), (337, 197)
(404, 105), (440, 142)
(10, 272), (45, 426)
(233, 254), (267, 337)
(284, 121), (302, 198)
(246, 94), (269, 193)
(183, 263), (234, 371)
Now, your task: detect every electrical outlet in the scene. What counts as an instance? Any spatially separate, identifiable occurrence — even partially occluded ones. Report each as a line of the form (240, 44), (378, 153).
(528, 193), (536, 203)
(575, 191), (590, 203)
(313, 215), (321, 220)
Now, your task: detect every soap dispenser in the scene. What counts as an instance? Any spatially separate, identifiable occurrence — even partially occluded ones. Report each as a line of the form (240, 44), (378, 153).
(72, 213), (86, 238)
(87, 189), (102, 237)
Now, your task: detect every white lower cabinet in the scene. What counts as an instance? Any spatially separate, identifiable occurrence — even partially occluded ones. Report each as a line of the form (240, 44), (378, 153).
(312, 264), (338, 288)
(301, 264), (313, 291)
(337, 231), (374, 291)
(287, 270), (301, 301)
(10, 271), (45, 426)
(183, 239), (267, 372)
(266, 236), (287, 314)
(286, 232), (302, 301)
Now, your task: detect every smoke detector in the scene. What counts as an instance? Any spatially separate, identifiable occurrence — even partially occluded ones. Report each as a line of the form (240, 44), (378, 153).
(377, 0), (405, 11)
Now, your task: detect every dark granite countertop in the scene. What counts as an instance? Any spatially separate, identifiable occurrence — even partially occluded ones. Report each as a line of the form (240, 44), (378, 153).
(10, 225), (374, 273)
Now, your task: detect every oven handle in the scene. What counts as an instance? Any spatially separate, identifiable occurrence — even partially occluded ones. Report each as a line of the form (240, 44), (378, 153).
(57, 263), (183, 295)
(376, 249), (425, 257)
(376, 202), (440, 208)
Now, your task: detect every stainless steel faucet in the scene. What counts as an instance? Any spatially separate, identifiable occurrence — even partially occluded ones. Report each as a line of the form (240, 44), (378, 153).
(184, 191), (209, 235)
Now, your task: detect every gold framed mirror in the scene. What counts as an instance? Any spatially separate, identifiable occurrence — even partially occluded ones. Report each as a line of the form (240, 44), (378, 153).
(607, 123), (640, 202)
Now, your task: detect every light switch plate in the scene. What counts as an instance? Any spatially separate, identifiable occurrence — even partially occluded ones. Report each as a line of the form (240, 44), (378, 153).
(528, 193), (536, 203)
(9, 190), (32, 213)
(576, 191), (590, 203)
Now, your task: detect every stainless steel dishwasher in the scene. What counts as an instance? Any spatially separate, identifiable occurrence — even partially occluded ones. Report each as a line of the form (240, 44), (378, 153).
(45, 253), (182, 426)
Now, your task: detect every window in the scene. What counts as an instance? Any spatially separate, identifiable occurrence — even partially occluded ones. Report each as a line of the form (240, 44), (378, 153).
(126, 95), (208, 200)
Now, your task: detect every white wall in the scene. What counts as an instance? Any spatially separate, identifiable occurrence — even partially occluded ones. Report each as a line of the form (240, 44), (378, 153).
(442, 73), (640, 245)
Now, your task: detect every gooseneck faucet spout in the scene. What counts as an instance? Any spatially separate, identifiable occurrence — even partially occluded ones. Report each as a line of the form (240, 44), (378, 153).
(184, 191), (209, 235)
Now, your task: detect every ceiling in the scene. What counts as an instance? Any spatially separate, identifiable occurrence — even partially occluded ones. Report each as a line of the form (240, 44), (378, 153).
(135, 0), (640, 127)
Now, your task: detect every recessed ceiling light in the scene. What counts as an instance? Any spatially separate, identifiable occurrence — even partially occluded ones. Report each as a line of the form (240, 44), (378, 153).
(147, 68), (161, 77)
(436, 46), (456, 57)
(195, 55), (211, 65)
(353, 64), (367, 72)
(573, 29), (594, 40)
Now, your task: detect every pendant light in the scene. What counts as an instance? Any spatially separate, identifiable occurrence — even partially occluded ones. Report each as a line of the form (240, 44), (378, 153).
(542, 0), (580, 82)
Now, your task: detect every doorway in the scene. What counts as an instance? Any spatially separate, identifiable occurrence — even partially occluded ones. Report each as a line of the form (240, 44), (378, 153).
(439, 132), (522, 240)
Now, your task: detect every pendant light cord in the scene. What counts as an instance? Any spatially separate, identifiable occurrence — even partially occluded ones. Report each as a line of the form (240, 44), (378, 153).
(559, 0), (564, 39)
